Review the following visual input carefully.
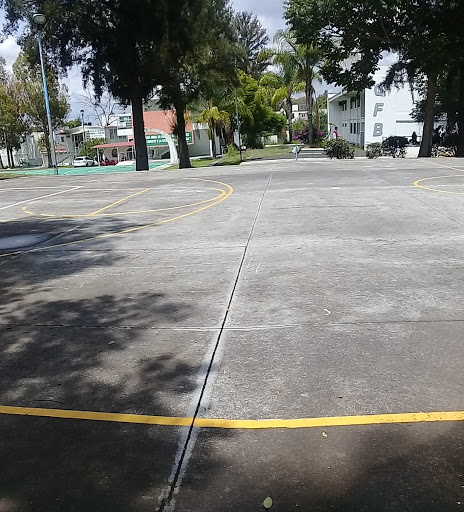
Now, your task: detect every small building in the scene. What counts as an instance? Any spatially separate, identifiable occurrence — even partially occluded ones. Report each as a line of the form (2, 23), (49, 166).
(54, 125), (127, 165)
(327, 66), (423, 148)
(292, 97), (309, 122)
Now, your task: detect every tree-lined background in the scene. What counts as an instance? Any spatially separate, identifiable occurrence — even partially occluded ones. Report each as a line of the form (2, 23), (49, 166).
(0, 0), (328, 169)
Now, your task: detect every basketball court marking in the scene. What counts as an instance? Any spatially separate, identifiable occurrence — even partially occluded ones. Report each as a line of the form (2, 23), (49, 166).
(0, 178), (234, 258)
(0, 404), (462, 430)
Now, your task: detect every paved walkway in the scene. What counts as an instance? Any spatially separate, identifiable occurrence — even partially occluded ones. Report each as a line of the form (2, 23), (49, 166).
(1, 158), (464, 511)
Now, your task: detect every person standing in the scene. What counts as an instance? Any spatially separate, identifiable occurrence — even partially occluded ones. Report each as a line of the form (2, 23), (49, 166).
(411, 131), (418, 146)
(332, 127), (339, 139)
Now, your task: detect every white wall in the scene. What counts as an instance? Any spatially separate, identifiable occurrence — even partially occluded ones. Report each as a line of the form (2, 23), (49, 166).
(189, 127), (213, 157)
(364, 68), (423, 146)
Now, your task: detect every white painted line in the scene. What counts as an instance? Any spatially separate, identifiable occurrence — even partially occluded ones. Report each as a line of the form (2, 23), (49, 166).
(1, 187), (65, 191)
(0, 187), (83, 211)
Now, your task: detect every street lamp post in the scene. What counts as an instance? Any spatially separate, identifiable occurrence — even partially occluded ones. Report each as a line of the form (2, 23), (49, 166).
(33, 13), (58, 175)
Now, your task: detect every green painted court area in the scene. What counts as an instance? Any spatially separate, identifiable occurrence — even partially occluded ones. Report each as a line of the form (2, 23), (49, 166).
(1, 161), (166, 177)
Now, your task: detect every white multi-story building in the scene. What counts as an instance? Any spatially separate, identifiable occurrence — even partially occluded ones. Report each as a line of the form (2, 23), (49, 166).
(327, 66), (423, 148)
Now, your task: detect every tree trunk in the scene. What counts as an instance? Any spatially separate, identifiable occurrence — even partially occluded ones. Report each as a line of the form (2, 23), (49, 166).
(8, 145), (15, 168)
(210, 122), (217, 158)
(4, 131), (12, 168)
(131, 90), (149, 171)
(6, 146), (12, 169)
(456, 62), (464, 157)
(287, 98), (293, 143)
(306, 86), (314, 145)
(418, 73), (437, 158)
(174, 97), (192, 169)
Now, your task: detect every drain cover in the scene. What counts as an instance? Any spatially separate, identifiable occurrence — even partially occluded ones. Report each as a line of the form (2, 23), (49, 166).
(0, 234), (50, 250)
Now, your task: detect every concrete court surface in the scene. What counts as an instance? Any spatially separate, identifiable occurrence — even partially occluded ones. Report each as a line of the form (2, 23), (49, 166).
(0, 157), (464, 511)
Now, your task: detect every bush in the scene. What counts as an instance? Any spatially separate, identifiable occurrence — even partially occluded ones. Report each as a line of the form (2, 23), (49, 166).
(381, 136), (408, 158)
(366, 142), (383, 159)
(324, 138), (355, 159)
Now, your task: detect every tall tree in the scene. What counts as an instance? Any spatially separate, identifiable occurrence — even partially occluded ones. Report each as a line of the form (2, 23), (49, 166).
(13, 53), (69, 166)
(260, 72), (304, 142)
(157, 0), (237, 168)
(234, 11), (271, 79)
(2, 0), (214, 171)
(0, 79), (29, 168)
(228, 71), (286, 147)
(272, 30), (322, 144)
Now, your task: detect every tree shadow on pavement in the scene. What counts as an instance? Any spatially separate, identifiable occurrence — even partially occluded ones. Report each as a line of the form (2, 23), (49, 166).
(0, 217), (234, 512)
(175, 422), (464, 511)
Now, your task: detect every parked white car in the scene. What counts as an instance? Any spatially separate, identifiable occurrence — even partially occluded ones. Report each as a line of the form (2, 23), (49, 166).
(73, 156), (95, 167)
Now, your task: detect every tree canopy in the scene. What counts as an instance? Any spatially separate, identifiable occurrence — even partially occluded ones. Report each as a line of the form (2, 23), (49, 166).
(12, 52), (70, 165)
(286, 0), (464, 156)
(234, 11), (272, 79)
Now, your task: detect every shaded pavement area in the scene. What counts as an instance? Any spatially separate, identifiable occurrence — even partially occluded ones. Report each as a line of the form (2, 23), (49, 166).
(0, 158), (464, 511)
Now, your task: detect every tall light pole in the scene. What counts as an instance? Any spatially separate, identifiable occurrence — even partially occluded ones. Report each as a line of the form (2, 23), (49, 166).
(33, 13), (58, 175)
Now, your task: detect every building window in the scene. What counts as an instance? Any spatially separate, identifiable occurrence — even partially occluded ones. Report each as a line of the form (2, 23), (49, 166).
(357, 96), (361, 108)
(350, 123), (353, 134)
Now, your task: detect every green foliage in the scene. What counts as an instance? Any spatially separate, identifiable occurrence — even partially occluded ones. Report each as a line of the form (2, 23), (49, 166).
(80, 138), (107, 157)
(197, 102), (230, 157)
(12, 53), (70, 163)
(366, 143), (383, 159)
(0, 56), (30, 167)
(271, 29), (322, 143)
(381, 136), (408, 158)
(324, 138), (354, 159)
(65, 119), (83, 128)
(234, 12), (271, 79)
(3, 0), (238, 170)
(219, 71), (286, 149)
(286, 0), (464, 157)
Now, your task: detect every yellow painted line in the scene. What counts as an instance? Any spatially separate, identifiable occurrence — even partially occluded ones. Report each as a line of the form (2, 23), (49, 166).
(0, 179), (233, 258)
(0, 405), (463, 430)
(88, 188), (150, 216)
(24, 188), (226, 219)
(414, 175), (464, 195)
(195, 411), (464, 429)
(0, 405), (191, 427)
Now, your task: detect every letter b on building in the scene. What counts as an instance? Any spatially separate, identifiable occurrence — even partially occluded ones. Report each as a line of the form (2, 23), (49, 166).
(373, 123), (383, 137)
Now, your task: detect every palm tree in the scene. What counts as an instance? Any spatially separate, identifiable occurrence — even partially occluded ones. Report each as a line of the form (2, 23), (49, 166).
(260, 72), (304, 142)
(197, 100), (230, 157)
(273, 30), (322, 144)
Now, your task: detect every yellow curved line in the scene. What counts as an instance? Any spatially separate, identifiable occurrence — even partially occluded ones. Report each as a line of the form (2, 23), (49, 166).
(413, 175), (464, 195)
(0, 405), (463, 430)
(88, 188), (151, 216)
(0, 179), (233, 258)
(22, 188), (226, 219)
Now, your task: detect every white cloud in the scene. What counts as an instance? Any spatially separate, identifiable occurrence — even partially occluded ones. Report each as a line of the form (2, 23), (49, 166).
(0, 36), (20, 71)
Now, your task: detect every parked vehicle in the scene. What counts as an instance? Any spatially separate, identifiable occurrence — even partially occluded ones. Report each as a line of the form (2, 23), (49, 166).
(73, 156), (95, 167)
